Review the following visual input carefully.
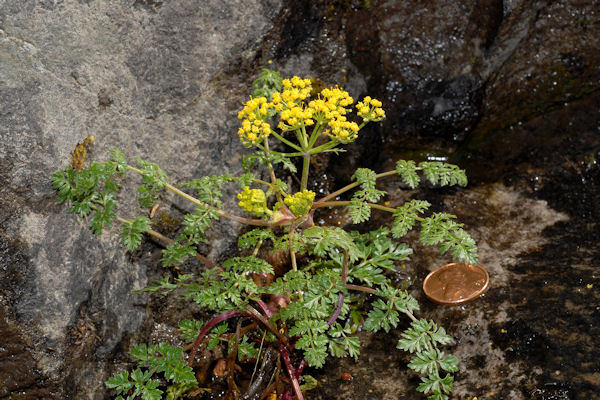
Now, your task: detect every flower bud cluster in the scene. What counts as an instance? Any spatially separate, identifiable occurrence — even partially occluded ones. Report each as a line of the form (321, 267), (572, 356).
(283, 190), (315, 217)
(237, 186), (270, 217)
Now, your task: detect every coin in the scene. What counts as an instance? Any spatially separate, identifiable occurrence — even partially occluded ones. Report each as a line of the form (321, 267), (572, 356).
(423, 262), (489, 305)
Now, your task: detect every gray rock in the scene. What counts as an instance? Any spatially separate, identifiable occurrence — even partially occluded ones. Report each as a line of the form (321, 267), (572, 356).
(0, 0), (281, 397)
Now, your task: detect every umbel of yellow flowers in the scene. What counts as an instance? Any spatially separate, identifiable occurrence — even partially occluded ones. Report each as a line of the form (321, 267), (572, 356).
(236, 75), (385, 147)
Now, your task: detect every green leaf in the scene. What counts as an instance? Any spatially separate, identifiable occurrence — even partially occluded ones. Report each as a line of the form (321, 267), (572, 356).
(348, 197), (371, 224)
(242, 151), (297, 173)
(136, 158), (169, 208)
(438, 354), (459, 373)
(109, 148), (128, 172)
(419, 213), (478, 264)
(363, 298), (399, 332)
(418, 162), (467, 187)
(222, 256), (274, 275)
(161, 241), (197, 267)
(430, 326), (453, 347)
(138, 276), (179, 294)
(252, 68), (283, 99)
(300, 375), (319, 391)
(180, 205), (219, 243)
(180, 174), (234, 208)
(397, 319), (452, 355)
(237, 336), (259, 360)
(302, 226), (360, 262)
(408, 349), (442, 375)
(106, 370), (134, 394)
(121, 216), (151, 251)
(289, 319), (329, 337)
(295, 331), (328, 368)
(395, 160), (420, 188)
(270, 152), (297, 173)
(237, 172), (255, 189)
(238, 228), (276, 249)
(328, 323), (360, 360)
(417, 372), (454, 400)
(179, 319), (204, 343)
(90, 193), (117, 235)
(391, 199), (430, 238)
(352, 168), (377, 189)
(397, 319), (434, 353)
(51, 167), (76, 203)
(348, 168), (385, 224)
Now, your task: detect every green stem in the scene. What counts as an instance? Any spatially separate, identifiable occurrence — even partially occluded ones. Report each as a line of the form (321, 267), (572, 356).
(256, 145), (303, 158)
(313, 200), (397, 214)
(307, 139), (340, 155)
(263, 140), (284, 203)
(126, 164), (272, 227)
(270, 130), (303, 152)
(314, 169), (398, 204)
(307, 122), (324, 148)
(300, 153), (310, 191)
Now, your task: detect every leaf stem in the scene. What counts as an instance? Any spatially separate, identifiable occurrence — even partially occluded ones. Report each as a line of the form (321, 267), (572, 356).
(270, 131), (303, 151)
(289, 228), (298, 272)
(314, 169), (397, 204)
(115, 215), (217, 268)
(263, 140), (284, 203)
(188, 307), (292, 368)
(126, 164), (273, 227)
(313, 200), (396, 213)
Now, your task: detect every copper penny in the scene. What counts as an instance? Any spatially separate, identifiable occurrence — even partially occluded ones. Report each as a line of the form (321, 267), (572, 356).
(423, 262), (490, 305)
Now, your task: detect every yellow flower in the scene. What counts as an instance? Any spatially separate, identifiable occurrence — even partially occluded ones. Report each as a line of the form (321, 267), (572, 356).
(237, 96), (274, 147)
(356, 97), (385, 122)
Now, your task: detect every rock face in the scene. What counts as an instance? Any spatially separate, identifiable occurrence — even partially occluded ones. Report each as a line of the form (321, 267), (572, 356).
(258, 0), (599, 177)
(0, 0), (281, 397)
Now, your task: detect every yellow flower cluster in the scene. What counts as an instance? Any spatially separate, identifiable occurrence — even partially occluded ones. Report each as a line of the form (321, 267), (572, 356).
(235, 74), (385, 148)
(237, 97), (272, 147)
(237, 186), (270, 216)
(356, 96), (385, 122)
(308, 87), (359, 143)
(274, 77), (313, 131)
(283, 189), (315, 217)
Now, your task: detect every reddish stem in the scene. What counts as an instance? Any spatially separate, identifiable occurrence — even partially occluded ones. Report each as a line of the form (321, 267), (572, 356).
(295, 359), (307, 379)
(280, 344), (304, 400)
(255, 299), (273, 318)
(187, 310), (245, 366)
(326, 250), (349, 326)
(188, 306), (291, 367)
(327, 293), (344, 326)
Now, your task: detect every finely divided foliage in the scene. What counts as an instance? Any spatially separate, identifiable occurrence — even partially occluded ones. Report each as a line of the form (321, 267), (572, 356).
(52, 69), (477, 400)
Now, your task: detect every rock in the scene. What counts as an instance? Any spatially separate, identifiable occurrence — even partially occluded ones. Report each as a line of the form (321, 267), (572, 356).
(259, 0), (599, 178)
(0, 0), (281, 397)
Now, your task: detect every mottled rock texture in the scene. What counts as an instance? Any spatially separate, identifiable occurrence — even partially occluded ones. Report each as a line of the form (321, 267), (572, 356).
(0, 0), (281, 397)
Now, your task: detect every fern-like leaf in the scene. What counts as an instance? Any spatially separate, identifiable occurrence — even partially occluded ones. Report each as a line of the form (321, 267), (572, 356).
(395, 160), (420, 188)
(392, 199), (430, 238)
